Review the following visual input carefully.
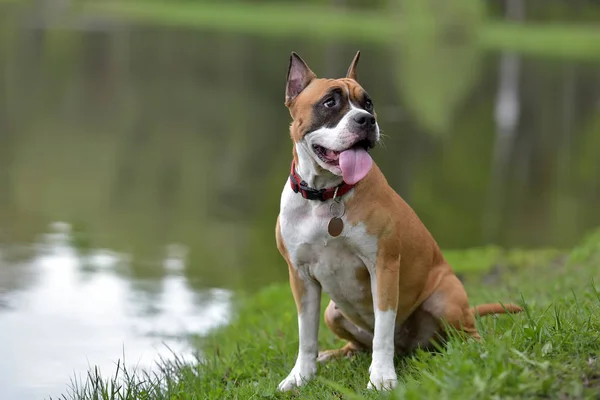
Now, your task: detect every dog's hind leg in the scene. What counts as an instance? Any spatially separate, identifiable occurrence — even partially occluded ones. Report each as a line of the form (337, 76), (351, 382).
(317, 300), (373, 363)
(420, 273), (481, 341)
(391, 274), (480, 356)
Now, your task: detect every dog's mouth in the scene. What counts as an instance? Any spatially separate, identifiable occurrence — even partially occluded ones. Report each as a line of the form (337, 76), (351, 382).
(312, 139), (372, 166)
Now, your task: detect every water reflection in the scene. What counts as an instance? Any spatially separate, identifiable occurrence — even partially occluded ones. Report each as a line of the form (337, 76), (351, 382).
(1, 2), (600, 398)
(0, 222), (232, 400)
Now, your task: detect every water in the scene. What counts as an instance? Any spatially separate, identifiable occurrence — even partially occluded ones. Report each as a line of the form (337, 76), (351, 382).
(1, 3), (600, 399)
(0, 223), (232, 399)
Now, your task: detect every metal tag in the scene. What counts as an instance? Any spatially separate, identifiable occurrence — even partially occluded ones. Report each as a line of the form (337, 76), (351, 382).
(327, 217), (344, 237)
(328, 187), (345, 237)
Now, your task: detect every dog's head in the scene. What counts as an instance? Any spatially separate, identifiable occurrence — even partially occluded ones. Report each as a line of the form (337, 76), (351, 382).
(285, 51), (379, 185)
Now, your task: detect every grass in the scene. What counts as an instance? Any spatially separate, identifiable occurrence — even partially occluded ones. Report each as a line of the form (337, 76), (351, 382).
(76, 1), (600, 60)
(54, 228), (600, 399)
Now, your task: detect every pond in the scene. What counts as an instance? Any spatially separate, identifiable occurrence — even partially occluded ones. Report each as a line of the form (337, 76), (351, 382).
(1, 3), (600, 399)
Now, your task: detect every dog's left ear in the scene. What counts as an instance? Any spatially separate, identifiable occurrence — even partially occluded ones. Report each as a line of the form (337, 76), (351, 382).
(346, 51), (361, 81)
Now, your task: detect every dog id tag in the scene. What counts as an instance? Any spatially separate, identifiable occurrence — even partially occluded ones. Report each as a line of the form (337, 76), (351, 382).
(328, 196), (345, 237)
(327, 217), (344, 237)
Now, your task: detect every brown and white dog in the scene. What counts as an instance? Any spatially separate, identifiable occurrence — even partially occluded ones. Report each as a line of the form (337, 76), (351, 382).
(275, 51), (523, 392)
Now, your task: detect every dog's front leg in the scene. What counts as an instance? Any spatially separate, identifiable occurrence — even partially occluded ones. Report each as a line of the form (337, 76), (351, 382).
(277, 263), (322, 391)
(367, 252), (399, 391)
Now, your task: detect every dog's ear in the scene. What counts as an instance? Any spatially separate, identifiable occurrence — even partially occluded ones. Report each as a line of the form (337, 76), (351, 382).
(346, 51), (361, 81)
(285, 52), (316, 106)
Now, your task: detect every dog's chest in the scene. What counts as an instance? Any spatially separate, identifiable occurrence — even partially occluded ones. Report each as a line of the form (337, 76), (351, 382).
(279, 185), (377, 315)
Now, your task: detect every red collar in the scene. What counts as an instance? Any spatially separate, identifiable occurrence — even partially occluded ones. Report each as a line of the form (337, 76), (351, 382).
(289, 160), (355, 201)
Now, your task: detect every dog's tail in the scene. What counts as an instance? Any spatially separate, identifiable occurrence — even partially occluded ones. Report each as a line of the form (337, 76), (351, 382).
(470, 303), (523, 317)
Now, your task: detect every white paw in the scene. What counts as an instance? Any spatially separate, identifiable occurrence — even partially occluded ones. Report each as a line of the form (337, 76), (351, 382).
(367, 367), (397, 391)
(277, 362), (316, 391)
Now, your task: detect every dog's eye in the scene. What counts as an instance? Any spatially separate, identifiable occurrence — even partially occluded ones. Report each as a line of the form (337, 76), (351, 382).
(365, 99), (373, 111)
(323, 98), (336, 108)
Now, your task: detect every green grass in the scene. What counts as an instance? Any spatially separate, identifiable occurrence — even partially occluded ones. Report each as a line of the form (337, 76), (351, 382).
(77, 1), (600, 60)
(55, 228), (600, 399)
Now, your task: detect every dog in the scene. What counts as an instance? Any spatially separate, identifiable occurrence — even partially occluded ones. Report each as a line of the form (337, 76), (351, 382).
(275, 51), (523, 392)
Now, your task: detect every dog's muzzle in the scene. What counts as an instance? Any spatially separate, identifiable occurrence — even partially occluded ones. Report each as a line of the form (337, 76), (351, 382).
(350, 111), (378, 148)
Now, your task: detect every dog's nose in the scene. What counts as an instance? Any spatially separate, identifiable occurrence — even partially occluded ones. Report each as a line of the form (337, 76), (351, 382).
(352, 113), (376, 128)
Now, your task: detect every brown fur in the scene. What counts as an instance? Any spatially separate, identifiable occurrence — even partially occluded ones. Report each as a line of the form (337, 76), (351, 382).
(277, 52), (522, 362)
(471, 303), (524, 316)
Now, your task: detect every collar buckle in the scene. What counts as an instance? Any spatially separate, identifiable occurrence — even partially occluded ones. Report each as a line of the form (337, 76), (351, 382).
(298, 180), (326, 201)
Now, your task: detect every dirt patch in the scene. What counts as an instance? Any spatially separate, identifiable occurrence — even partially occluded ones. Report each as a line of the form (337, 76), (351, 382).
(480, 263), (513, 285)
(583, 358), (600, 389)
(476, 252), (569, 286)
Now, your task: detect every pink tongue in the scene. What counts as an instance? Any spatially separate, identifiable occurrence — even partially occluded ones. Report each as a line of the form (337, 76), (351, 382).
(339, 147), (373, 185)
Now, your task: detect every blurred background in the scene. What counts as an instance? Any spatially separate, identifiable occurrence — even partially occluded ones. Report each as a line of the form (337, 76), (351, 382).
(0, 0), (599, 398)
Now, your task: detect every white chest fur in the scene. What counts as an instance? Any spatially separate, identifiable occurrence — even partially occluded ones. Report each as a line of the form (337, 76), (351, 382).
(279, 181), (378, 327)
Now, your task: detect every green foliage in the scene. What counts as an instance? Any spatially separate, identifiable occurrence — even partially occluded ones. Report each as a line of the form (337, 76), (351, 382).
(81, 1), (600, 60)
(58, 228), (600, 400)
(443, 246), (563, 275)
(482, 22), (600, 60)
(392, 0), (484, 135)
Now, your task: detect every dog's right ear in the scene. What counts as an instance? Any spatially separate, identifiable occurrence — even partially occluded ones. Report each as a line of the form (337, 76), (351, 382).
(285, 52), (316, 106)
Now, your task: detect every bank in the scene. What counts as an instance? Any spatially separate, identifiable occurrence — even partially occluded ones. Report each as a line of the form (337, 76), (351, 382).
(60, 228), (600, 399)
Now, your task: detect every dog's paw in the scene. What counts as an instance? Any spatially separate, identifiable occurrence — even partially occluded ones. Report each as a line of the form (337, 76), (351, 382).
(316, 350), (335, 364)
(367, 367), (397, 391)
(317, 349), (350, 363)
(317, 343), (362, 363)
(277, 363), (316, 391)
